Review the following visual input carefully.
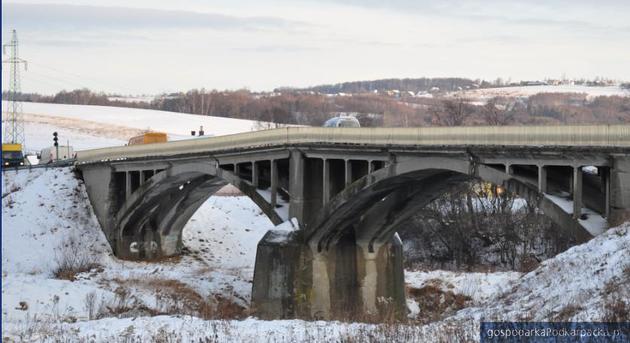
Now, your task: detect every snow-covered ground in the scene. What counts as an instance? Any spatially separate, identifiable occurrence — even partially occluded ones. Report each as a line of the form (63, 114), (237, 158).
(454, 222), (630, 322)
(1, 168), (273, 317)
(405, 270), (521, 305)
(2, 101), (271, 154)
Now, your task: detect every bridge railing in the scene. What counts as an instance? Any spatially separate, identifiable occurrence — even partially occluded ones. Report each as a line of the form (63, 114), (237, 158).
(76, 125), (630, 164)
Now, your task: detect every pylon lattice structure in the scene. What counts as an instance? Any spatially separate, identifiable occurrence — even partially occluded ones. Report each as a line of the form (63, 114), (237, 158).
(3, 29), (28, 146)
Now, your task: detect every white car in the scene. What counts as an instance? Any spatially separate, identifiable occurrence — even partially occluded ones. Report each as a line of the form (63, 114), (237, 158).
(323, 116), (360, 128)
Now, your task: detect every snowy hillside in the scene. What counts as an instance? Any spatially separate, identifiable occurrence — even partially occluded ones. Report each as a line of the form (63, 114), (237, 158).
(453, 222), (630, 322)
(452, 85), (629, 103)
(2, 101), (271, 153)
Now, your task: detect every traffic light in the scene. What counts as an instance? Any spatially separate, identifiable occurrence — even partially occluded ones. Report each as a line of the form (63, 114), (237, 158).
(53, 132), (58, 147)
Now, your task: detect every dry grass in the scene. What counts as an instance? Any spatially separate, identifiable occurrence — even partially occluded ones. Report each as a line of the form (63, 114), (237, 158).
(53, 234), (101, 281)
(109, 277), (248, 320)
(552, 304), (583, 321)
(609, 210), (630, 227)
(406, 280), (472, 324)
(6, 317), (478, 343)
(603, 299), (629, 322)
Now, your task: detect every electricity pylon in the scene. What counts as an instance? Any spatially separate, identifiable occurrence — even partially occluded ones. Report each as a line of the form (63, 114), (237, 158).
(3, 29), (28, 146)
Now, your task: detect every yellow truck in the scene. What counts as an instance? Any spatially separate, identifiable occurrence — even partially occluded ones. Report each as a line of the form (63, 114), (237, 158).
(2, 143), (24, 167)
(128, 132), (168, 145)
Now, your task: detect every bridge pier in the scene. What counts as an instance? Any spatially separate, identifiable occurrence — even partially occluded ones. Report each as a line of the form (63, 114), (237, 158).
(252, 229), (405, 321)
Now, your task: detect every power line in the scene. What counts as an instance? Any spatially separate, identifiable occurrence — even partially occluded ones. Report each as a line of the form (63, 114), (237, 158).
(26, 61), (140, 94)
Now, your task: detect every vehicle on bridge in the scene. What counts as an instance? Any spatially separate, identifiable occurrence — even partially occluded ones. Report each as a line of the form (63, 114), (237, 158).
(40, 145), (75, 164)
(323, 116), (360, 128)
(2, 143), (24, 167)
(128, 132), (168, 145)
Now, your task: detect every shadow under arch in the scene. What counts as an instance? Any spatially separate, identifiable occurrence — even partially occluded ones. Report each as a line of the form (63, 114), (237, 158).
(114, 159), (284, 259)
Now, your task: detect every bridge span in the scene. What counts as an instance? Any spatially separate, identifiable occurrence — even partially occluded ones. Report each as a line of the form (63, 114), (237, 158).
(75, 125), (630, 320)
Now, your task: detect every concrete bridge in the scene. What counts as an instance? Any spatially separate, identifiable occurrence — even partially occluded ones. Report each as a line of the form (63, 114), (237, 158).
(75, 125), (630, 320)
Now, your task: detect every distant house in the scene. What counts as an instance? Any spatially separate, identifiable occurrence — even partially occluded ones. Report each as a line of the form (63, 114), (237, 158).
(520, 81), (548, 86)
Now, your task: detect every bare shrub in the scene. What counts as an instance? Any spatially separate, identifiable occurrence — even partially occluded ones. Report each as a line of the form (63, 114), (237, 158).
(407, 281), (471, 324)
(53, 233), (100, 281)
(552, 304), (583, 321)
(603, 298), (629, 322)
(111, 278), (248, 320)
(84, 292), (97, 320)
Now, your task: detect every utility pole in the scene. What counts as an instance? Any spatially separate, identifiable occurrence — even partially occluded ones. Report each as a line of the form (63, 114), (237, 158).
(3, 29), (28, 147)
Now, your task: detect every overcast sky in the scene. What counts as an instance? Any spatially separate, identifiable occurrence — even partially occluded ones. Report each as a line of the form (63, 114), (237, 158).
(2, 0), (629, 94)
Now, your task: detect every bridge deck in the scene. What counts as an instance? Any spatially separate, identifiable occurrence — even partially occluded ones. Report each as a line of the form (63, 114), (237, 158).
(76, 125), (630, 164)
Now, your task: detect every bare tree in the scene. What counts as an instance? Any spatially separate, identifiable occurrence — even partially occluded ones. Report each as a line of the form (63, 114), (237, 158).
(431, 97), (470, 126)
(482, 98), (513, 125)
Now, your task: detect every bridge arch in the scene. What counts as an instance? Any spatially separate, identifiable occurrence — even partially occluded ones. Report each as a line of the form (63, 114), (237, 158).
(112, 159), (284, 259)
(307, 156), (591, 253)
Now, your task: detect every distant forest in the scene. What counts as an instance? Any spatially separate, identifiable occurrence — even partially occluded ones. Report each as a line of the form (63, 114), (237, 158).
(279, 77), (482, 94)
(4, 78), (630, 127)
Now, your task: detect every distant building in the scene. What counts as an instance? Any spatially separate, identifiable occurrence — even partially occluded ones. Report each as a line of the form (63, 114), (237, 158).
(520, 81), (548, 86)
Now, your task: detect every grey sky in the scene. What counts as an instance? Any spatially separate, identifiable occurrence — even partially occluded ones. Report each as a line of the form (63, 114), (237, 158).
(2, 0), (629, 94)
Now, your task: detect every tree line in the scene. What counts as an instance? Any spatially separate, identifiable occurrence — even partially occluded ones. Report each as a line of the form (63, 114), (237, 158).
(4, 87), (629, 127)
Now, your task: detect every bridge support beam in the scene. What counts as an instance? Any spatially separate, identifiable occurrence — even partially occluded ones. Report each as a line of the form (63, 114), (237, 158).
(271, 159), (278, 207)
(252, 161), (259, 188)
(573, 166), (583, 219)
(345, 159), (352, 187)
(288, 150), (306, 221)
(538, 165), (547, 193)
(610, 156), (630, 225)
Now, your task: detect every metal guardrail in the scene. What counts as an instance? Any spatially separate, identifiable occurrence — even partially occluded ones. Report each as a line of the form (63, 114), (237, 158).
(1, 159), (76, 172)
(76, 125), (630, 164)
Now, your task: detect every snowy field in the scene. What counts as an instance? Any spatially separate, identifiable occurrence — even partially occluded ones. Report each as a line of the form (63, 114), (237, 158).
(2, 101), (270, 154)
(451, 84), (630, 103)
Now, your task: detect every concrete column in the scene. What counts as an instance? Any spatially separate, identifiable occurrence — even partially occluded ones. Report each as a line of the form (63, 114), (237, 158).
(610, 156), (630, 225)
(125, 171), (132, 199)
(251, 230), (302, 319)
(538, 165), (547, 193)
(604, 167), (611, 219)
(311, 250), (331, 319)
(345, 159), (352, 187)
(355, 236), (406, 320)
(323, 159), (330, 206)
(358, 243), (379, 315)
(367, 160), (375, 186)
(234, 163), (241, 177)
(573, 166), (583, 219)
(252, 161), (259, 188)
(506, 164), (513, 175)
(289, 150), (305, 221)
(270, 159), (278, 208)
(139, 170), (146, 185)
